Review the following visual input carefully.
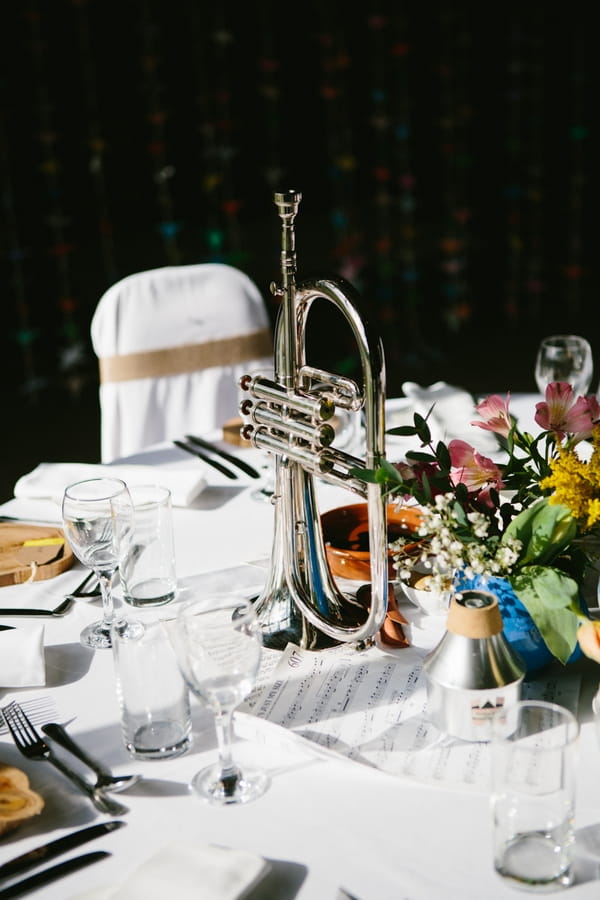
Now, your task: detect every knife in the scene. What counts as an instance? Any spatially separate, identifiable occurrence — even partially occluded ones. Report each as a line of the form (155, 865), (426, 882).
(184, 434), (261, 479)
(0, 851), (110, 898)
(0, 821), (125, 880)
(173, 440), (238, 479)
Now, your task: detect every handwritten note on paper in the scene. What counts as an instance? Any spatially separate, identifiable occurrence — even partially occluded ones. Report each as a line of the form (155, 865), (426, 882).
(244, 643), (581, 792)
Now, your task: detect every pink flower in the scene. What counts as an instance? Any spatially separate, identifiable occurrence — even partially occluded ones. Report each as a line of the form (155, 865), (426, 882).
(534, 382), (595, 439)
(472, 393), (512, 439)
(448, 439), (505, 503)
(577, 620), (600, 664)
(587, 395), (600, 425)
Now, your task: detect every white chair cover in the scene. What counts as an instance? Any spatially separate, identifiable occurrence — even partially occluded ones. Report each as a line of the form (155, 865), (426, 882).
(91, 263), (273, 462)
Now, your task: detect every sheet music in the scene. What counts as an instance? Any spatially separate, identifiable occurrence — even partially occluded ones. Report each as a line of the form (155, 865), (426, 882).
(244, 643), (581, 791)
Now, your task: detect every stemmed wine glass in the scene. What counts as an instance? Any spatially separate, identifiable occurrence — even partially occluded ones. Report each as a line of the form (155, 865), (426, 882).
(170, 594), (270, 805)
(534, 334), (593, 396)
(62, 477), (139, 650)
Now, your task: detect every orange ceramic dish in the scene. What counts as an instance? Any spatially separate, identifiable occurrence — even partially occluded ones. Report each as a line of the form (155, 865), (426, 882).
(321, 502), (423, 581)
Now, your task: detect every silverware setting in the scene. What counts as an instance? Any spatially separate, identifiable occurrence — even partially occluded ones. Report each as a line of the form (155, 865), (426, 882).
(64, 569), (101, 600)
(1, 703), (128, 817)
(41, 722), (140, 793)
(0, 597), (74, 618)
(0, 572), (99, 619)
(184, 434), (261, 479)
(173, 439), (238, 479)
(0, 821), (125, 880)
(0, 851), (110, 899)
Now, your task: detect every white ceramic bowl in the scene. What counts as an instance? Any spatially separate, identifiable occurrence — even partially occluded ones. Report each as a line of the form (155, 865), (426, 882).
(400, 568), (450, 616)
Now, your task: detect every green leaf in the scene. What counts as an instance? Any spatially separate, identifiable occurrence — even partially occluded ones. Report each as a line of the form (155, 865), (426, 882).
(406, 451), (436, 463)
(509, 567), (580, 665)
(378, 459), (404, 481)
(386, 425), (419, 437)
(503, 500), (577, 566)
(435, 441), (451, 470)
(414, 413), (431, 444)
(455, 482), (469, 505)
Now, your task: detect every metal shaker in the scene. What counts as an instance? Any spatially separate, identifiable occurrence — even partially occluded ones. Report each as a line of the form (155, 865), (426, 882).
(423, 589), (525, 742)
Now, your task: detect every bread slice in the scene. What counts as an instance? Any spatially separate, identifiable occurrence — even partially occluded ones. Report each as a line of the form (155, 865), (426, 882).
(0, 763), (44, 836)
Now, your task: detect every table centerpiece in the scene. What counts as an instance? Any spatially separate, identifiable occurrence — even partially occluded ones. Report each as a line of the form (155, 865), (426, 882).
(357, 382), (600, 671)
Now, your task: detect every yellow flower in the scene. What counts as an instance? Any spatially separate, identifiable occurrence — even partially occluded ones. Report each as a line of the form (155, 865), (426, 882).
(540, 426), (600, 531)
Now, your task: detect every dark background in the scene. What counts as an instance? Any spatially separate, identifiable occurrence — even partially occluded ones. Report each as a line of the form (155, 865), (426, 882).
(1, 1), (598, 502)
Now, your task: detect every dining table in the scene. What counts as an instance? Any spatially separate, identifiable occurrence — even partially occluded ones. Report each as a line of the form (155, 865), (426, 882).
(1, 391), (600, 900)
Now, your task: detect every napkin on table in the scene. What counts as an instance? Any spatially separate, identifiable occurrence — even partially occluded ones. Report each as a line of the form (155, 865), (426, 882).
(72, 843), (270, 900)
(0, 625), (45, 688)
(401, 380), (499, 456)
(14, 462), (206, 508)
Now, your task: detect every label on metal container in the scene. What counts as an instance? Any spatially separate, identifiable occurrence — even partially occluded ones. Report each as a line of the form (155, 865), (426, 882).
(426, 679), (522, 742)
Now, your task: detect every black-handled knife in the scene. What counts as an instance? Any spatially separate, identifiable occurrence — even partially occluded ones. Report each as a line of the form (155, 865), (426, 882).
(0, 851), (110, 898)
(173, 440), (238, 479)
(0, 821), (125, 880)
(184, 434), (261, 479)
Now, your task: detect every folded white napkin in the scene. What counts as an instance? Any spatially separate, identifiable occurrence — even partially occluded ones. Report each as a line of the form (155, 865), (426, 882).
(0, 625), (45, 687)
(72, 843), (269, 900)
(401, 381), (499, 455)
(14, 463), (206, 508)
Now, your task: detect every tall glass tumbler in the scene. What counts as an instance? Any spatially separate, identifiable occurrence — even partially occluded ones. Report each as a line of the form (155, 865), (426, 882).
(491, 701), (579, 891)
(112, 616), (192, 760)
(120, 484), (177, 607)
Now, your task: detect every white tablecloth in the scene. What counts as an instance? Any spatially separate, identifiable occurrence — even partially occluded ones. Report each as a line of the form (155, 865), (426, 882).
(1, 394), (600, 900)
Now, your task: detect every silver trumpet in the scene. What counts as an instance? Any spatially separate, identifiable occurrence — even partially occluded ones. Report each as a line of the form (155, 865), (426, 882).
(239, 190), (388, 650)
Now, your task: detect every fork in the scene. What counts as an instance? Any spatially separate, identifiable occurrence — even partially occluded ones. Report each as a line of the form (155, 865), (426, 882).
(65, 570), (101, 600)
(1, 703), (128, 817)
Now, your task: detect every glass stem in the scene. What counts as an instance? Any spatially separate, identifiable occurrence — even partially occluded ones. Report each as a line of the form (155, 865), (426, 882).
(97, 572), (114, 628)
(213, 707), (240, 792)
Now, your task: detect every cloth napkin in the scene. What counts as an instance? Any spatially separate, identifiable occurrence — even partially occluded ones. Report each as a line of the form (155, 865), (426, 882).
(14, 463), (206, 508)
(0, 624), (45, 687)
(72, 843), (270, 900)
(401, 381), (499, 456)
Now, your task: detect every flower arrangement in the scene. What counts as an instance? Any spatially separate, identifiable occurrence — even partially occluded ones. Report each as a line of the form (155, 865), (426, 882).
(359, 383), (600, 666)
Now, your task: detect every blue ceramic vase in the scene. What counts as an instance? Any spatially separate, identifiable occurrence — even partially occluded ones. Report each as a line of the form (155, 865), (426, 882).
(453, 573), (583, 674)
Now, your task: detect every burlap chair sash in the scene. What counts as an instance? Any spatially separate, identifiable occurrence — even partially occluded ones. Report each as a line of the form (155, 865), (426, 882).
(99, 328), (272, 383)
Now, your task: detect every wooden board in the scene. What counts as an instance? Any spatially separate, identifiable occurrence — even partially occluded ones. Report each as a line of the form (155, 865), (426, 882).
(0, 523), (74, 587)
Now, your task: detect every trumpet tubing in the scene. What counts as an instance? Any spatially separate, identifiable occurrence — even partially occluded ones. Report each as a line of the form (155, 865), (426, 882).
(240, 190), (388, 649)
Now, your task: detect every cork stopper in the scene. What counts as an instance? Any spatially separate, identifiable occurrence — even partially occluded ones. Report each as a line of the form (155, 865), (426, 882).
(446, 589), (503, 638)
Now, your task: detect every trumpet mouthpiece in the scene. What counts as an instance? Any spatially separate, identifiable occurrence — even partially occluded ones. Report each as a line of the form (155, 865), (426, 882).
(274, 190), (302, 218)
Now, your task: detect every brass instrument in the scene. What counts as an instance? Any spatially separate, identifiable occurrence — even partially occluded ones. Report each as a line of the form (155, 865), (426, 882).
(240, 191), (388, 650)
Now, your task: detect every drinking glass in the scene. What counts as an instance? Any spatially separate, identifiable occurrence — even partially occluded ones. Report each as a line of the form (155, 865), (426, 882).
(170, 594), (270, 805)
(62, 477), (139, 650)
(534, 334), (593, 396)
(491, 701), (579, 891)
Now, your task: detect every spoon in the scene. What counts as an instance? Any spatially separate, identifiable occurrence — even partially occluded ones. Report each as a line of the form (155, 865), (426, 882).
(42, 722), (141, 793)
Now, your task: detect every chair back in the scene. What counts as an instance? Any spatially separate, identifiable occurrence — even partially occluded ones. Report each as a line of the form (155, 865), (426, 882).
(91, 263), (272, 461)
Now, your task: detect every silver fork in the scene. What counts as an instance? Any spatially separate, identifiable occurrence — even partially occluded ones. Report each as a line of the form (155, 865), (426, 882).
(1, 702), (128, 817)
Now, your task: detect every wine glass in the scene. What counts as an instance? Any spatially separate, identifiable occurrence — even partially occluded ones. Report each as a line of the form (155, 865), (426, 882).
(170, 594), (270, 805)
(534, 334), (593, 396)
(62, 477), (138, 650)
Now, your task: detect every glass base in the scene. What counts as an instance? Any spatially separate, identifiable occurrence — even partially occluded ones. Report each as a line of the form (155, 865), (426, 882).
(126, 724), (191, 760)
(123, 577), (176, 607)
(191, 763), (270, 806)
(80, 617), (143, 650)
(496, 831), (574, 892)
